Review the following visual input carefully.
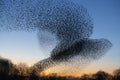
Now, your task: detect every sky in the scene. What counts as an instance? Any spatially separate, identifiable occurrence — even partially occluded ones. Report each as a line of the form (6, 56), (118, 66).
(0, 0), (120, 76)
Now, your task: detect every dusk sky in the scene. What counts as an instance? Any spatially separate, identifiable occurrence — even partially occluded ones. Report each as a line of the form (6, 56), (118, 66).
(0, 0), (120, 76)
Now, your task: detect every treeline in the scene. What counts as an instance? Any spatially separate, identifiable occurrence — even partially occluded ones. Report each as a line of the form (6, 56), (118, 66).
(80, 69), (120, 80)
(0, 57), (120, 80)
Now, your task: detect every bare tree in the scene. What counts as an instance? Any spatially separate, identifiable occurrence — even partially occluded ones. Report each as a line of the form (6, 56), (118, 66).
(81, 74), (90, 80)
(15, 63), (30, 76)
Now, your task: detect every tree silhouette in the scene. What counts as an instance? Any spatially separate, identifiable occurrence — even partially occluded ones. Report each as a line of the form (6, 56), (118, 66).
(113, 68), (120, 80)
(93, 71), (112, 80)
(0, 57), (13, 80)
(81, 74), (91, 80)
(15, 63), (30, 76)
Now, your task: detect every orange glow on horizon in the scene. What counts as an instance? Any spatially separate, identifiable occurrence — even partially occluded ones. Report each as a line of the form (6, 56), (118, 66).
(40, 63), (115, 77)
